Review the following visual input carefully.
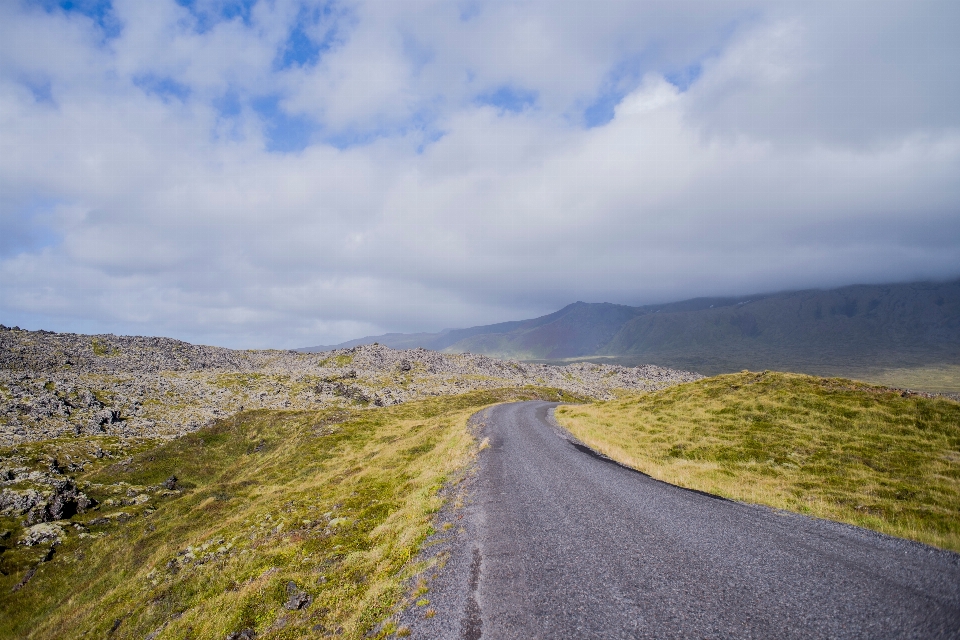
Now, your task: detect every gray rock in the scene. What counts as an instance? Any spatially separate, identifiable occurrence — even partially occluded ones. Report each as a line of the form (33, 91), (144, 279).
(91, 408), (120, 431)
(24, 479), (95, 523)
(283, 581), (312, 610)
(11, 567), (36, 592)
(1, 327), (703, 446)
(0, 488), (44, 516)
(20, 522), (64, 546)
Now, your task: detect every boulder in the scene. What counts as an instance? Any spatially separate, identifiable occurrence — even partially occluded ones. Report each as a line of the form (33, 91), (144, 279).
(0, 488), (44, 516)
(25, 479), (96, 523)
(20, 522), (65, 547)
(283, 581), (312, 610)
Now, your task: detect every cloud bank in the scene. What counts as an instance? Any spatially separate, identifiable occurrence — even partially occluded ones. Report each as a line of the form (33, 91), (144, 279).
(1, 0), (959, 347)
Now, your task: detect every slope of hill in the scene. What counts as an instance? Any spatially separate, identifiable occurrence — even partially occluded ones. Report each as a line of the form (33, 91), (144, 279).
(0, 387), (573, 639)
(297, 303), (645, 355)
(555, 371), (960, 551)
(300, 280), (960, 387)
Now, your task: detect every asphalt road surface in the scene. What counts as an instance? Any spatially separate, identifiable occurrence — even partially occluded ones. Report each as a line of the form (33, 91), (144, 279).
(451, 401), (960, 639)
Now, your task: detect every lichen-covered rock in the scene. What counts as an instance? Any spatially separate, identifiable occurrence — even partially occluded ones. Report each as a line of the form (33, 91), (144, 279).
(8, 479), (97, 523)
(0, 487), (45, 516)
(38, 480), (95, 522)
(0, 326), (704, 445)
(20, 522), (65, 546)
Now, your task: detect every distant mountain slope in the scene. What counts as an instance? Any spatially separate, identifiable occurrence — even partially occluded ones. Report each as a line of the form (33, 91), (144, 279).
(297, 302), (647, 355)
(448, 302), (646, 359)
(600, 281), (960, 373)
(299, 280), (960, 377)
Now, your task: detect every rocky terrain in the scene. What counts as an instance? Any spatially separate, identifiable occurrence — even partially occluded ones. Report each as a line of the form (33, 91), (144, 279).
(309, 280), (960, 388)
(0, 324), (702, 446)
(0, 324), (700, 616)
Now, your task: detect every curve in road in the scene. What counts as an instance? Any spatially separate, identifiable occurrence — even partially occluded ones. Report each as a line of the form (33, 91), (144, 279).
(430, 401), (960, 640)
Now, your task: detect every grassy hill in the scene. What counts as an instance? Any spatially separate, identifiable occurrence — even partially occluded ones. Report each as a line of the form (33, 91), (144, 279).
(555, 372), (960, 552)
(301, 280), (960, 391)
(0, 387), (570, 640)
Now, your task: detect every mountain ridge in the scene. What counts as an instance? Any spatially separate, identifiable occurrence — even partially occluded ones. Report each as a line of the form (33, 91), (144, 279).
(299, 280), (960, 379)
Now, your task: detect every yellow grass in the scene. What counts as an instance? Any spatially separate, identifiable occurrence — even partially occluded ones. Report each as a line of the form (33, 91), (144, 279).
(0, 387), (561, 639)
(555, 371), (960, 551)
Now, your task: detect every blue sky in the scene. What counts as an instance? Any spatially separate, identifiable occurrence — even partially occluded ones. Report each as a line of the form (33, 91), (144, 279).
(1, 0), (959, 348)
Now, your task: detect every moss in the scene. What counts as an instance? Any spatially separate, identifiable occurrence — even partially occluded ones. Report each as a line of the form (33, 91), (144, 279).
(317, 354), (356, 368)
(90, 339), (119, 358)
(213, 373), (265, 389)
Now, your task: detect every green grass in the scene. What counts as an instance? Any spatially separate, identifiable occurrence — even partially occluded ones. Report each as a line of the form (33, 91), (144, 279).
(325, 355), (353, 368)
(0, 387), (568, 639)
(91, 338), (119, 357)
(555, 371), (960, 551)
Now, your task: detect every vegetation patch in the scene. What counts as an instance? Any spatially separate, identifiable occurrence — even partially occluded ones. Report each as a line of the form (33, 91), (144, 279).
(213, 373), (266, 389)
(555, 371), (960, 551)
(332, 355), (354, 367)
(91, 338), (119, 358)
(1, 386), (562, 639)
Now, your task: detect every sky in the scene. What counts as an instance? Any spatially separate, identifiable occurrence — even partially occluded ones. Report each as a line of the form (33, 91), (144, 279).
(1, 0), (959, 349)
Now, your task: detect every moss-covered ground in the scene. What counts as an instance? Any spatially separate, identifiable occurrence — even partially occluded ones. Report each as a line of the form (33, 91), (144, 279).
(0, 386), (575, 639)
(555, 371), (960, 551)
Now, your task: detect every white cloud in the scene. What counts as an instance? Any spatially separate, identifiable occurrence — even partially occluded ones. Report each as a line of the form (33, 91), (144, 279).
(1, 0), (958, 347)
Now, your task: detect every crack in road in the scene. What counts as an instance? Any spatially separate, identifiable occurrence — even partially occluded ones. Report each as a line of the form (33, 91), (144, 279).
(459, 548), (483, 640)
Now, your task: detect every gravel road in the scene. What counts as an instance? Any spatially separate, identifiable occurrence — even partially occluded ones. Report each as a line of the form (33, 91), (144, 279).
(412, 401), (960, 639)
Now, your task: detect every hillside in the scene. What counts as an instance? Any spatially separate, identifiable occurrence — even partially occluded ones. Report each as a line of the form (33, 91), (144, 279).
(301, 280), (960, 388)
(555, 372), (960, 552)
(600, 281), (960, 372)
(0, 327), (701, 638)
(0, 388), (564, 638)
(298, 302), (647, 357)
(0, 327), (698, 446)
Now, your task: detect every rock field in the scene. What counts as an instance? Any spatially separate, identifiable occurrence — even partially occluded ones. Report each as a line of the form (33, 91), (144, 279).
(0, 324), (702, 445)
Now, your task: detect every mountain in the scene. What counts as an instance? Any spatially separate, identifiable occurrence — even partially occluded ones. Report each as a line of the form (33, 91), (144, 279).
(299, 280), (960, 382)
(600, 281), (960, 374)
